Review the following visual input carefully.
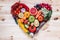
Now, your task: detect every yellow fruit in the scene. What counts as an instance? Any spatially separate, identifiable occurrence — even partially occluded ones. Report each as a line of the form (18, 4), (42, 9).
(24, 12), (30, 18)
(17, 19), (29, 33)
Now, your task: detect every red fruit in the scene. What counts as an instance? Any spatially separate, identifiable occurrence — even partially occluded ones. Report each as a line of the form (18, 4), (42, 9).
(19, 5), (23, 8)
(11, 2), (20, 10)
(24, 20), (28, 24)
(11, 2), (20, 16)
(14, 10), (19, 15)
(16, 9), (20, 14)
(48, 6), (52, 10)
(23, 4), (29, 11)
(16, 8), (19, 11)
(45, 4), (52, 10)
(40, 3), (45, 7)
(39, 3), (52, 10)
(45, 5), (48, 8)
(47, 8), (50, 10)
(20, 3), (29, 11)
(30, 8), (37, 15)
(29, 26), (36, 33)
(11, 2), (29, 16)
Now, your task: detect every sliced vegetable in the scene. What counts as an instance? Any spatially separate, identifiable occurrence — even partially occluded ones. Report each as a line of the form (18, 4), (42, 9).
(34, 19), (39, 27)
(18, 13), (24, 18)
(24, 12), (30, 18)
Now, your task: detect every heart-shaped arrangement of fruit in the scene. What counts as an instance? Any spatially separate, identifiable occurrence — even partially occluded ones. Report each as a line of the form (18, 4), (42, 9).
(11, 2), (52, 37)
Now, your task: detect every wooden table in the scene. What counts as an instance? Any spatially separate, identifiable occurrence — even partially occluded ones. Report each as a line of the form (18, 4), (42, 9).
(0, 0), (60, 40)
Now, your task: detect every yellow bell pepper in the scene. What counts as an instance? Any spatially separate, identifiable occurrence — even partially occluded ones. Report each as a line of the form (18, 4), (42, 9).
(17, 19), (29, 33)
(24, 12), (30, 18)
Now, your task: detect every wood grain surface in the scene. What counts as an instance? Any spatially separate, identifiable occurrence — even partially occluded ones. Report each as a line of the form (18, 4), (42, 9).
(0, 0), (60, 40)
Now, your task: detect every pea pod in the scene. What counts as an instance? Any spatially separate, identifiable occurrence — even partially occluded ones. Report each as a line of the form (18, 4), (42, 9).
(17, 19), (29, 33)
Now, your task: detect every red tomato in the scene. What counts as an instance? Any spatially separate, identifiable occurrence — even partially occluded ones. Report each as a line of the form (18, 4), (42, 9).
(29, 26), (36, 33)
(38, 16), (44, 22)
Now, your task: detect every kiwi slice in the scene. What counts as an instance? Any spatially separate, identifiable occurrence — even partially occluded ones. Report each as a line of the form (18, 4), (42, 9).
(28, 16), (35, 23)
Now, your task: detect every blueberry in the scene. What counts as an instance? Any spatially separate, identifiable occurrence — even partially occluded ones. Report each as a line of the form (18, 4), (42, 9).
(34, 4), (42, 10)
